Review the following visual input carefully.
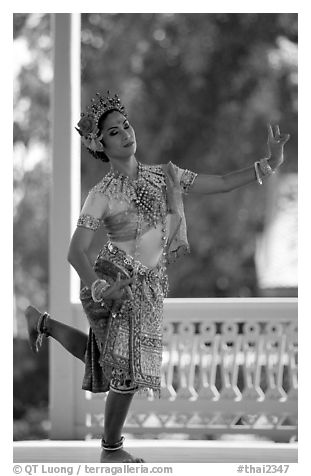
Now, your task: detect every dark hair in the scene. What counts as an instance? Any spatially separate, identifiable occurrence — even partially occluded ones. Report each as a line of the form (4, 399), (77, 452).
(87, 148), (109, 163)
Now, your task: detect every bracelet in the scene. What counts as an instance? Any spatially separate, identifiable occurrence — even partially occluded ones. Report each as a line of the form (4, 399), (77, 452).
(35, 312), (50, 352)
(259, 158), (275, 176)
(91, 278), (110, 302)
(101, 435), (125, 450)
(254, 161), (263, 185)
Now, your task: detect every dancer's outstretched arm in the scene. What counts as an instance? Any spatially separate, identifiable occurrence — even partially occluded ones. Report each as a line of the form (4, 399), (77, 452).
(189, 124), (290, 194)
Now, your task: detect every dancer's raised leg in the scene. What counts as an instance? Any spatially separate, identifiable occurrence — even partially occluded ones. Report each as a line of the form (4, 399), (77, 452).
(25, 305), (88, 362)
(25, 306), (144, 462)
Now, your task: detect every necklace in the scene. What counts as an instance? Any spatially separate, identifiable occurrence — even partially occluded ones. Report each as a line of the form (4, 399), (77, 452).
(106, 162), (166, 228)
(130, 164), (168, 305)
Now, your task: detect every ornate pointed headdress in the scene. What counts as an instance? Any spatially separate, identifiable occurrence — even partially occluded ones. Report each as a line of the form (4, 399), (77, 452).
(75, 91), (128, 152)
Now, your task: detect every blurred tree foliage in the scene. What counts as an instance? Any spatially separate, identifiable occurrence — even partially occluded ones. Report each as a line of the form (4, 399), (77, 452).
(14, 13), (52, 439)
(79, 13), (297, 297)
(14, 13), (52, 323)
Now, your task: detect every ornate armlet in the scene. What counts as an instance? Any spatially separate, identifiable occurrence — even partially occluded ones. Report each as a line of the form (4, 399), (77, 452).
(180, 169), (198, 194)
(77, 214), (101, 231)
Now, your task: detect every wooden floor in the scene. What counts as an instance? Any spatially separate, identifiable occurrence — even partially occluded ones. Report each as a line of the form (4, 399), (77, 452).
(14, 439), (298, 463)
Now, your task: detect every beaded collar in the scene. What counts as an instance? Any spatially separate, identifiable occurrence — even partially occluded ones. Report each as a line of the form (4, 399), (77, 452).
(92, 161), (167, 228)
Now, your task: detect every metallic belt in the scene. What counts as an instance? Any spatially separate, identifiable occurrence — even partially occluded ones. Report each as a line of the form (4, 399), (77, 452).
(106, 241), (159, 280)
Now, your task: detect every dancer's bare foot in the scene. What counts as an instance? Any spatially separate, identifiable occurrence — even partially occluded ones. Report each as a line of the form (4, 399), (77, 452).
(100, 448), (145, 463)
(24, 305), (48, 353)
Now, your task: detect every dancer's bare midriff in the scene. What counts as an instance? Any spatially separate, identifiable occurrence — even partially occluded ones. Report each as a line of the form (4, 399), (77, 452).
(110, 214), (172, 269)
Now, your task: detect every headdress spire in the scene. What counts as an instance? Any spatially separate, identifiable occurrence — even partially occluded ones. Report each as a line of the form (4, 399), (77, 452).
(75, 91), (128, 153)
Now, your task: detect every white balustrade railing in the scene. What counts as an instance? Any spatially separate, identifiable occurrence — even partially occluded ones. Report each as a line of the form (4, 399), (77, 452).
(69, 298), (297, 442)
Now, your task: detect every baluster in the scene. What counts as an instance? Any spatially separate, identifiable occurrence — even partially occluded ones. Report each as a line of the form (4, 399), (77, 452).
(197, 322), (220, 400)
(242, 322), (265, 401)
(287, 321), (298, 400)
(219, 322), (242, 400)
(161, 322), (177, 400)
(175, 322), (198, 399)
(264, 322), (287, 401)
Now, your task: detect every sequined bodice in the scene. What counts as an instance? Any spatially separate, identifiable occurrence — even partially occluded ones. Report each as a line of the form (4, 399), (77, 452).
(103, 206), (158, 242)
(94, 164), (169, 267)
(77, 161), (198, 267)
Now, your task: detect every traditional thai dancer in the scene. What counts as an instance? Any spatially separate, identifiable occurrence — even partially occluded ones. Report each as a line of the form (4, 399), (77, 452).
(25, 91), (290, 462)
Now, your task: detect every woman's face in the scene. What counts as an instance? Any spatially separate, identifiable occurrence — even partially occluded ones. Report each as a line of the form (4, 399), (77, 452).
(100, 111), (136, 160)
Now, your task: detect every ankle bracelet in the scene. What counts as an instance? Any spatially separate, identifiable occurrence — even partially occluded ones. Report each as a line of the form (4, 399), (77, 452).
(101, 435), (124, 451)
(36, 312), (50, 351)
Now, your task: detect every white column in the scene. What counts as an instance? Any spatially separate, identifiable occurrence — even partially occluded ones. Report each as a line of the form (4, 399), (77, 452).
(50, 13), (81, 439)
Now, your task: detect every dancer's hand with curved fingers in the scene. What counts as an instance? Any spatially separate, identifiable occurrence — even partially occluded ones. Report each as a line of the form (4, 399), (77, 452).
(267, 123), (290, 170)
(102, 272), (134, 301)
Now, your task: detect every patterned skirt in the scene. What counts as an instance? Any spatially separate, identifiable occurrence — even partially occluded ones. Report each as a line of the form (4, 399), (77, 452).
(80, 242), (168, 397)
